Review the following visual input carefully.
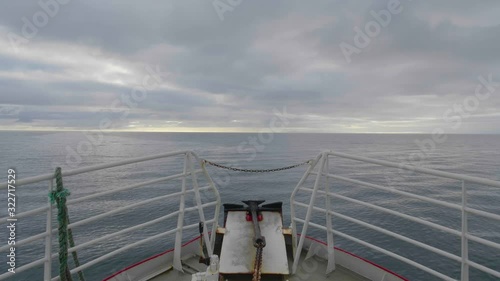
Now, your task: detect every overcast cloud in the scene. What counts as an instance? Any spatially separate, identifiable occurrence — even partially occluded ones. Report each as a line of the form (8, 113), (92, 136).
(0, 0), (499, 133)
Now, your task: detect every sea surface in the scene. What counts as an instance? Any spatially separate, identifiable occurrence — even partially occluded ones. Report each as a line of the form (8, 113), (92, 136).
(1, 131), (500, 281)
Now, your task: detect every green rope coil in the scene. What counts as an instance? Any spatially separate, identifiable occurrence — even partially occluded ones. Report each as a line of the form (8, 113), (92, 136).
(52, 167), (72, 281)
(49, 189), (71, 205)
(50, 168), (86, 281)
(67, 220), (85, 281)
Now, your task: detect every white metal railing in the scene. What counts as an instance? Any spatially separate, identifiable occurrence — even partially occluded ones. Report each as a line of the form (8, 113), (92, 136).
(0, 150), (221, 281)
(290, 151), (500, 281)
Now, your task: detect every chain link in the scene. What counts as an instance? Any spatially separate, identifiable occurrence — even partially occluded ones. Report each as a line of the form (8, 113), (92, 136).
(203, 159), (311, 173)
(252, 246), (264, 281)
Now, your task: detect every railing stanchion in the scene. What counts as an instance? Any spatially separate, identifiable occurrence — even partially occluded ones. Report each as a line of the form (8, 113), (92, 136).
(44, 179), (54, 281)
(292, 153), (327, 274)
(324, 155), (335, 274)
(461, 180), (469, 281)
(290, 155), (321, 260)
(173, 153), (189, 271)
(199, 159), (221, 252)
(188, 152), (212, 255)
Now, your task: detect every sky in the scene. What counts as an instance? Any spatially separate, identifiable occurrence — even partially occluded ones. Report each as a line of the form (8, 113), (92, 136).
(0, 0), (499, 133)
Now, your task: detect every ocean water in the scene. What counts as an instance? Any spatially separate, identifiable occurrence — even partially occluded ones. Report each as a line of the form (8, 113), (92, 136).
(1, 131), (500, 281)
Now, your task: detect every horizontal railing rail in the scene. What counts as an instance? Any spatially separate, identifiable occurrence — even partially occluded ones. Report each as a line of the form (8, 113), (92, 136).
(0, 150), (190, 189)
(327, 151), (500, 188)
(0, 188), (213, 252)
(0, 171), (199, 224)
(0, 150), (221, 281)
(291, 151), (500, 281)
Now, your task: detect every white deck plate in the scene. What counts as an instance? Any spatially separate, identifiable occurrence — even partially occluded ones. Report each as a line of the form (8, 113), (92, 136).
(219, 211), (289, 275)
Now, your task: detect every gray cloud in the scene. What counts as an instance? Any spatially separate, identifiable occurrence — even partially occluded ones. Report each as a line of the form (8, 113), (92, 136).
(0, 0), (499, 133)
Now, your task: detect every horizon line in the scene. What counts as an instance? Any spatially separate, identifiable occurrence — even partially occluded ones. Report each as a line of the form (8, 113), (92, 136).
(0, 128), (499, 135)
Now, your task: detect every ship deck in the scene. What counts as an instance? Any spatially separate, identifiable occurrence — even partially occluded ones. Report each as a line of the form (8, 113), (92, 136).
(149, 251), (370, 281)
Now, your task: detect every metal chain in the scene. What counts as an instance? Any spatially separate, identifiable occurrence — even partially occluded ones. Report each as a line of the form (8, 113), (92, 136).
(203, 159), (311, 173)
(204, 157), (311, 280)
(252, 246), (263, 281)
